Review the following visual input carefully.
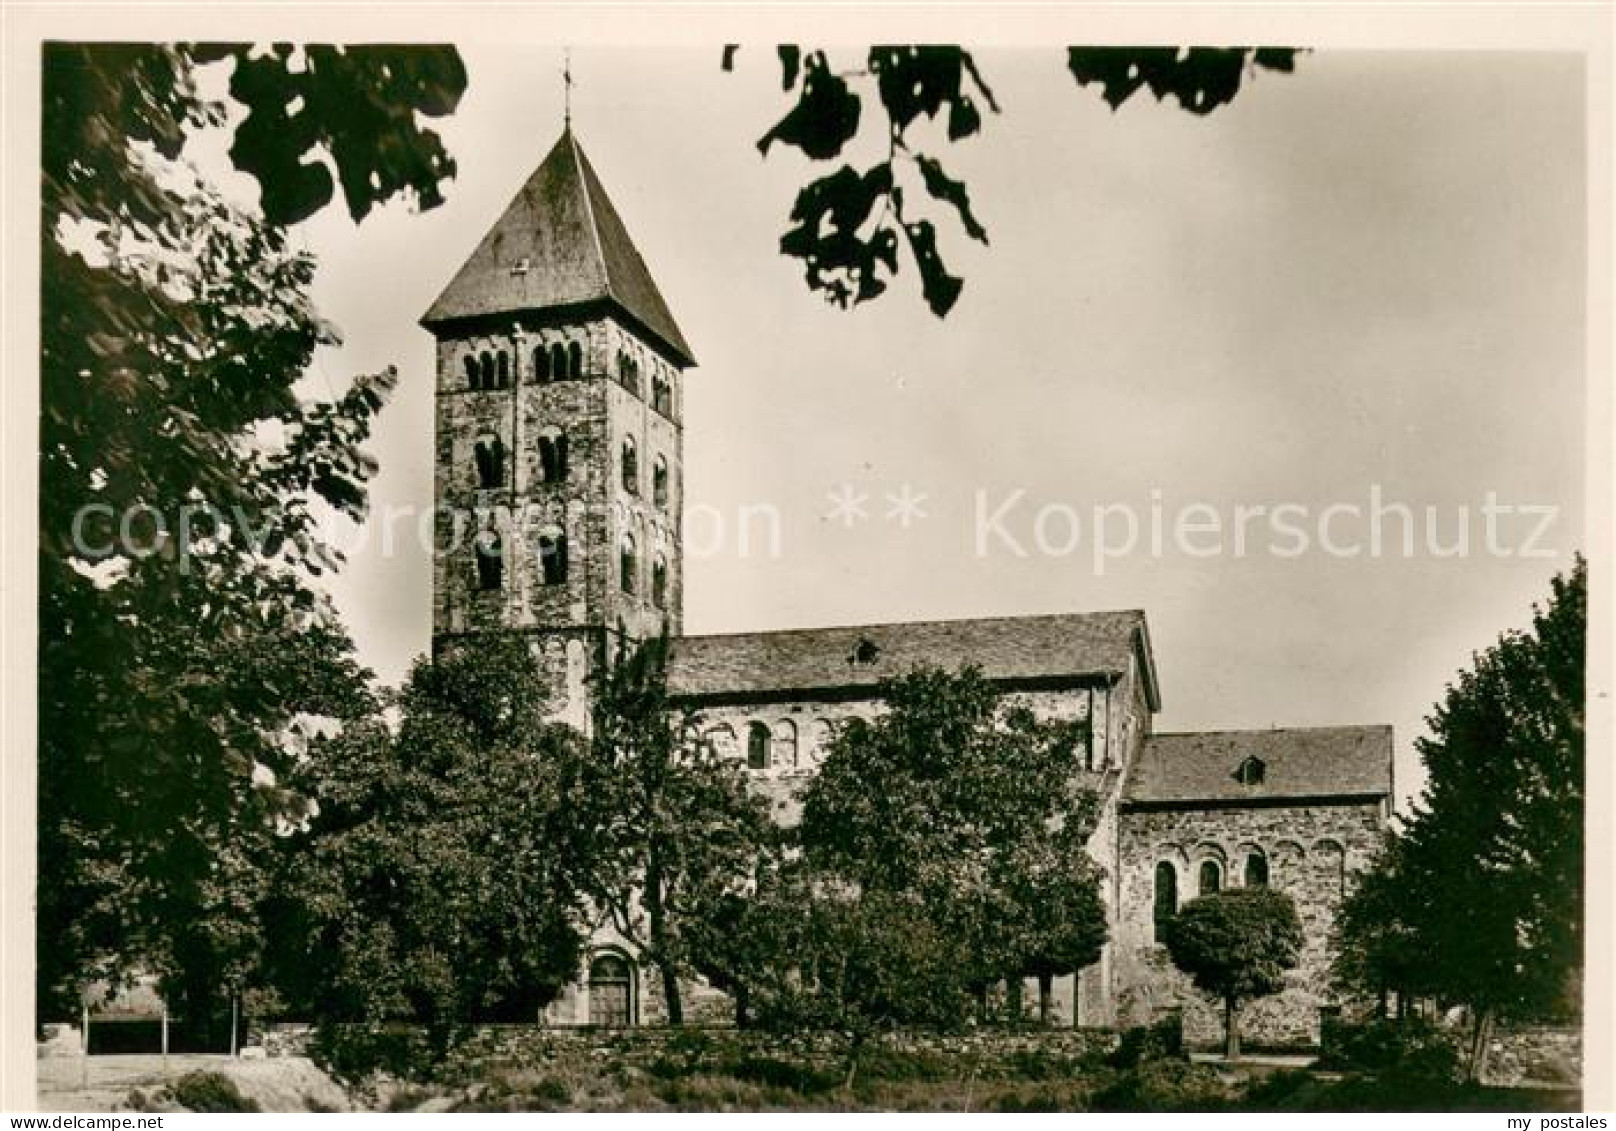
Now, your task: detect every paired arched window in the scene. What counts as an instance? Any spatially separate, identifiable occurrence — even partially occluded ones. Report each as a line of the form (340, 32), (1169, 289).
(619, 532), (637, 594)
(621, 435), (639, 495)
(651, 553), (668, 609)
(538, 526), (568, 585)
(1153, 861), (1177, 943)
(538, 427), (568, 483)
(473, 435), (506, 490)
(747, 721), (772, 770)
(651, 372), (672, 416)
(652, 454), (669, 509)
(539, 340), (586, 381)
(465, 349), (511, 391)
(1244, 852), (1269, 888)
(474, 530), (503, 590)
(1199, 859), (1222, 897)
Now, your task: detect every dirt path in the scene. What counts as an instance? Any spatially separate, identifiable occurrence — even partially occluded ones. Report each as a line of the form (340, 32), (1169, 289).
(33, 1054), (352, 1112)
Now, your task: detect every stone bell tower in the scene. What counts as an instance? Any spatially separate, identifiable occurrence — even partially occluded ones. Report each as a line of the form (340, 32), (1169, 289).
(419, 126), (695, 731)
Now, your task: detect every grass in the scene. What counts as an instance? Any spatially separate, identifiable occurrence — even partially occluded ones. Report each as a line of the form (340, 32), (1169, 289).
(381, 1048), (1583, 1113)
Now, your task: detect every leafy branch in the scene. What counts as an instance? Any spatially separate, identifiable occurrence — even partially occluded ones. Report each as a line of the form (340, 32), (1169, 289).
(727, 44), (1300, 318)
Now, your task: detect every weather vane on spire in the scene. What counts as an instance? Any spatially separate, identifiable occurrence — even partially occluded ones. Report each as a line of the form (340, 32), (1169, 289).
(563, 48), (573, 129)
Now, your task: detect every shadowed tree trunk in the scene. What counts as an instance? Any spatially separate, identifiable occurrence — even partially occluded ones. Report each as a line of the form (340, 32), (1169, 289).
(646, 852), (683, 1026)
(1038, 973), (1054, 1026)
(1224, 996), (1242, 1060)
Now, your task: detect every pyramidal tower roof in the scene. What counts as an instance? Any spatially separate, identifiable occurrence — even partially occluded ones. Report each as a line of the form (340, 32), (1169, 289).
(421, 127), (696, 367)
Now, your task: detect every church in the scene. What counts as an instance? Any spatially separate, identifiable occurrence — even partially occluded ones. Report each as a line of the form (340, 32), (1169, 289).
(418, 126), (1395, 1049)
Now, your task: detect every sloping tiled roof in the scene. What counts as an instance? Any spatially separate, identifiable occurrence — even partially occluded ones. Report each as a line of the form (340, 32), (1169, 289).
(1124, 726), (1393, 806)
(421, 128), (695, 367)
(666, 610), (1156, 703)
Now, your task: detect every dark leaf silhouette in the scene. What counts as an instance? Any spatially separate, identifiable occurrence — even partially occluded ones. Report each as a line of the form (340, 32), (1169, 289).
(732, 44), (1299, 319)
(869, 45), (998, 134)
(757, 52), (861, 159)
(916, 154), (987, 244)
(1066, 46), (1299, 115)
(779, 164), (900, 307)
(777, 44), (801, 91)
(225, 43), (466, 224)
(902, 218), (963, 318)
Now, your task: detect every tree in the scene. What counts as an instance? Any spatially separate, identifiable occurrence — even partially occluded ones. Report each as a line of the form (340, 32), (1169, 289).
(1164, 887), (1304, 1060)
(1330, 835), (1430, 1019)
(566, 636), (772, 1025)
(723, 861), (981, 1088)
(797, 667), (1107, 1024)
(1000, 830), (1109, 1025)
(267, 638), (587, 1033)
(38, 42), (464, 1022)
(1333, 557), (1586, 1077)
(723, 45), (1299, 317)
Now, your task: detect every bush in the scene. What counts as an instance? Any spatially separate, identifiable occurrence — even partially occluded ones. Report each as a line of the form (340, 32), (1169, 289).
(1091, 1059), (1231, 1112)
(1109, 1013), (1185, 1068)
(1316, 1018), (1460, 1083)
(728, 1055), (841, 1094)
(311, 1022), (455, 1084)
(167, 1071), (260, 1113)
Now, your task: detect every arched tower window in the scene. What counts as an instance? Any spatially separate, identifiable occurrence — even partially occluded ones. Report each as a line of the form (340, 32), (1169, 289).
(538, 427), (568, 483)
(588, 952), (633, 1028)
(462, 354), (478, 388)
(621, 435), (639, 495)
(538, 526), (568, 585)
(652, 454), (669, 509)
(496, 350), (510, 388)
(652, 372), (671, 415)
(651, 553), (667, 609)
(1153, 861), (1177, 943)
(474, 530), (503, 590)
(618, 531), (637, 594)
(747, 721), (772, 770)
(1199, 859), (1222, 897)
(568, 340), (584, 379)
(534, 345), (552, 382)
(549, 342), (568, 380)
(479, 352), (495, 390)
(1244, 852), (1269, 888)
(473, 435), (505, 490)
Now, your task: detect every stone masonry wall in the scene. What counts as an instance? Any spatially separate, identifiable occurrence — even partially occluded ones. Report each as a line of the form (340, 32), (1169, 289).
(1114, 799), (1385, 1049)
(430, 314), (684, 732)
(678, 678), (1143, 1029)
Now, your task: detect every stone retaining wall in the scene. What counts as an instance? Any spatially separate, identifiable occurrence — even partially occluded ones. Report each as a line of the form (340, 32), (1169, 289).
(1481, 1026), (1581, 1089)
(288, 1021), (1122, 1082)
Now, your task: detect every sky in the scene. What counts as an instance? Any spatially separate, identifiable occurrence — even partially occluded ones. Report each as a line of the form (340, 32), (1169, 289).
(262, 46), (1585, 809)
